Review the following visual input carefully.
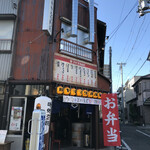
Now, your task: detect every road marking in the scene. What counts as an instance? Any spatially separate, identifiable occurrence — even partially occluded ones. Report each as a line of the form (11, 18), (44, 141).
(121, 139), (131, 150)
(136, 129), (150, 138)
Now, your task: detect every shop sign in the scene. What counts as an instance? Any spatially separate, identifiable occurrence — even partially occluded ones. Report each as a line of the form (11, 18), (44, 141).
(0, 130), (7, 143)
(9, 107), (22, 131)
(63, 95), (101, 105)
(101, 93), (121, 146)
(53, 53), (97, 87)
(42, 0), (54, 35)
(57, 86), (104, 99)
(34, 96), (52, 134)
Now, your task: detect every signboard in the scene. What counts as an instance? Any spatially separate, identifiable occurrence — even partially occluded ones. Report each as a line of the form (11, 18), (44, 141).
(39, 111), (45, 150)
(101, 93), (121, 146)
(29, 110), (45, 150)
(63, 95), (101, 105)
(53, 53), (97, 87)
(34, 96), (52, 134)
(42, 0), (54, 35)
(9, 107), (22, 131)
(0, 130), (7, 144)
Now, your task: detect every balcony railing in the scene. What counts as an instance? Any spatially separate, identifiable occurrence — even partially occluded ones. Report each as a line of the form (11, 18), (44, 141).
(0, 39), (12, 51)
(60, 39), (92, 61)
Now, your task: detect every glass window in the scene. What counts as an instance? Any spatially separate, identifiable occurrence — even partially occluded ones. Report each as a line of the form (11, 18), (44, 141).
(0, 20), (14, 51)
(8, 98), (26, 135)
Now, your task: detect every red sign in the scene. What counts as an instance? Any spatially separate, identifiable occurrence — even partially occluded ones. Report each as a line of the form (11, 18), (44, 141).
(102, 93), (121, 146)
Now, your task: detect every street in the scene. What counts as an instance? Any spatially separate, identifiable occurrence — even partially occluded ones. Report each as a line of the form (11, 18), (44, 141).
(120, 124), (150, 150)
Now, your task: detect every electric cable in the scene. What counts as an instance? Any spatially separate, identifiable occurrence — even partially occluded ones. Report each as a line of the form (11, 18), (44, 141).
(134, 18), (150, 49)
(134, 59), (147, 76)
(126, 58), (142, 79)
(106, 1), (138, 44)
(118, 13), (137, 62)
(125, 15), (146, 63)
(111, 0), (126, 47)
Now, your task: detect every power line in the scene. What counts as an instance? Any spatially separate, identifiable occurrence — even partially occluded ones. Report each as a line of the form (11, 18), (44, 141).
(134, 18), (150, 49)
(111, 0), (126, 47)
(126, 58), (142, 78)
(135, 59), (147, 76)
(125, 15), (146, 63)
(106, 1), (137, 44)
(118, 13), (137, 62)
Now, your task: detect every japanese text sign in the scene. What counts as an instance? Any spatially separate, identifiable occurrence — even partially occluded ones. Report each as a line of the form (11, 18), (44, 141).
(102, 93), (121, 146)
(53, 53), (97, 87)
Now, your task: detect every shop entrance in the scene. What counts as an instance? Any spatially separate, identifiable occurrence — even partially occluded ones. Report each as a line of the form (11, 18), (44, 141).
(6, 97), (27, 150)
(6, 96), (36, 150)
(51, 99), (93, 148)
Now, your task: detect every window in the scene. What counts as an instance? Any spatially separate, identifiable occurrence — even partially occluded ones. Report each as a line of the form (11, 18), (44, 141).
(60, 22), (92, 61)
(139, 82), (141, 94)
(0, 20), (14, 51)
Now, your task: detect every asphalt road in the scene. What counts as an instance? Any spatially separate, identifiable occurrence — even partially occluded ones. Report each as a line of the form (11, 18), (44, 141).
(120, 125), (150, 150)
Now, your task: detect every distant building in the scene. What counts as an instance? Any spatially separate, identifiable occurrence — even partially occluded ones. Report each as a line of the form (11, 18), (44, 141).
(103, 64), (110, 79)
(124, 76), (140, 123)
(132, 74), (150, 125)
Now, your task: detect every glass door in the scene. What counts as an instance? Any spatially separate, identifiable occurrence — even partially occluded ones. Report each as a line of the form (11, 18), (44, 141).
(6, 97), (27, 150)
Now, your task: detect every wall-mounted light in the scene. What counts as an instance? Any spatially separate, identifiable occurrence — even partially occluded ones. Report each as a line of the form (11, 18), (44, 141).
(54, 28), (64, 42)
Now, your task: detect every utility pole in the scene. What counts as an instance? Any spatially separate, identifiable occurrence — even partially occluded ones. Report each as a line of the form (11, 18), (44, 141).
(117, 63), (126, 125)
(109, 47), (112, 93)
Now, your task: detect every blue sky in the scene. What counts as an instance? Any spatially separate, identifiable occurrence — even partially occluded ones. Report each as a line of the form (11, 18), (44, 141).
(95, 0), (150, 92)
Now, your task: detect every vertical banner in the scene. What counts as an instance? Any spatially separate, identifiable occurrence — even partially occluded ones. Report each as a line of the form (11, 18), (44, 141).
(102, 93), (121, 146)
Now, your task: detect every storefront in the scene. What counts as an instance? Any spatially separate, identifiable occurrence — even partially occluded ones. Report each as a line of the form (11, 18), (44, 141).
(4, 82), (105, 150)
(5, 84), (49, 150)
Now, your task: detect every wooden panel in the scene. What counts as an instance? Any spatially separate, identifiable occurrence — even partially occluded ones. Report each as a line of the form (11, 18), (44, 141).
(13, 0), (53, 80)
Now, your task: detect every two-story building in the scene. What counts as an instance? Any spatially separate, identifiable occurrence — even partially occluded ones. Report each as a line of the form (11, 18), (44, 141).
(0, 0), (110, 149)
(132, 74), (150, 125)
(124, 76), (140, 123)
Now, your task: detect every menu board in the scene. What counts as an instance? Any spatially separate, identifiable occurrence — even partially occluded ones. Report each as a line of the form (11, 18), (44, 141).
(53, 53), (97, 87)
(9, 107), (22, 131)
(0, 130), (7, 143)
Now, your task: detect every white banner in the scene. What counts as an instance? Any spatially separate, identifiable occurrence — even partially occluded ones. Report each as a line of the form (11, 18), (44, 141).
(63, 95), (101, 105)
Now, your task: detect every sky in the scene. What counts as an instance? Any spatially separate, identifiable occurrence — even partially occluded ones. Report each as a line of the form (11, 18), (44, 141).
(95, 0), (150, 92)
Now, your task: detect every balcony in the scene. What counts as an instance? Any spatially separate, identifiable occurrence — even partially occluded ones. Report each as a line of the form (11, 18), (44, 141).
(0, 39), (12, 51)
(60, 39), (92, 61)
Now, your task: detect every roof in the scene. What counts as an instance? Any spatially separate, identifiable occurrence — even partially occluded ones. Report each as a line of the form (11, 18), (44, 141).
(132, 74), (150, 87)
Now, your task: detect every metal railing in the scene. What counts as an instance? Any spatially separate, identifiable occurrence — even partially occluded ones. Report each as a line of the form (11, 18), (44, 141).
(60, 39), (92, 61)
(0, 39), (12, 51)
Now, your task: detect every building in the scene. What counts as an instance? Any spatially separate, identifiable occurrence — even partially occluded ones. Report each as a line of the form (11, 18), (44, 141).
(103, 64), (110, 79)
(0, 0), (110, 149)
(132, 74), (150, 125)
(124, 76), (140, 123)
(0, 0), (19, 129)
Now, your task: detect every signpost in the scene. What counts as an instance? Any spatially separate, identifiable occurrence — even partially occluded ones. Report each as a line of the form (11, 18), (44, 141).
(29, 109), (45, 150)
